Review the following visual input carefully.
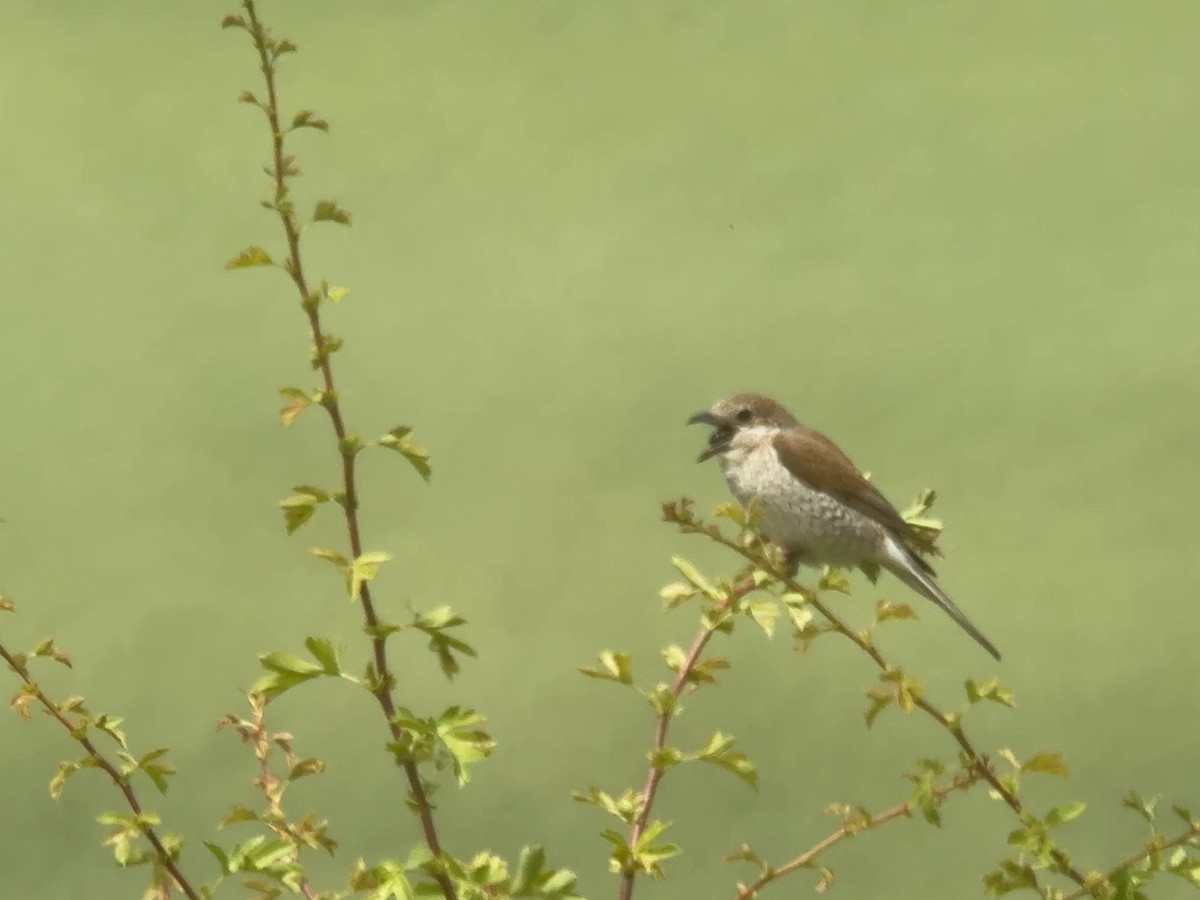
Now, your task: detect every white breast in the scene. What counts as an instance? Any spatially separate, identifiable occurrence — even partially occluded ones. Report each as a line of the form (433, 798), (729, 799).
(717, 427), (883, 565)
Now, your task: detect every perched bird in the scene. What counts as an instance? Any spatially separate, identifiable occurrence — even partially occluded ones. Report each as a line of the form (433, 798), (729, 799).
(687, 392), (1000, 660)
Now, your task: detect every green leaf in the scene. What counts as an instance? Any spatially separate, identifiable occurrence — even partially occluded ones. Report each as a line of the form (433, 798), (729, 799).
(224, 246), (274, 270)
(304, 636), (341, 674)
(279, 487), (329, 535)
(378, 427), (432, 482)
(218, 805), (259, 828)
(310, 547), (349, 569)
(277, 387), (312, 427)
(964, 676), (1016, 709)
(784, 593), (815, 633)
(30, 636), (72, 668)
(746, 600), (779, 637)
(291, 110), (329, 132)
(93, 715), (128, 751)
(659, 582), (695, 610)
(629, 819), (681, 878)
(864, 685), (893, 727)
(49, 760), (81, 799)
(818, 568), (852, 594)
(571, 786), (642, 824)
(647, 746), (683, 771)
(204, 840), (231, 872)
(311, 331), (344, 367)
(579, 651), (634, 685)
(511, 844), (546, 895)
(436, 706), (495, 786)
(138, 747), (175, 794)
(349, 551), (393, 600)
(661, 645), (687, 673)
(644, 684), (678, 717)
(411, 606), (476, 680)
(288, 757), (325, 781)
(874, 598), (918, 623)
(538, 867), (580, 898)
(252, 649), (327, 701)
(713, 501), (746, 525)
(1122, 790), (1158, 822)
(670, 557), (722, 601)
(312, 199), (352, 226)
(259, 651), (324, 677)
(1046, 801), (1087, 828)
(693, 732), (758, 789)
(1024, 750), (1069, 778)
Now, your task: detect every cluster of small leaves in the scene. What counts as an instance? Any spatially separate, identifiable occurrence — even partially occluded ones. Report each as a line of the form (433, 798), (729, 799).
(210, 693), (334, 897)
(387, 705), (496, 788)
(663, 498), (1156, 899)
(349, 846), (582, 900)
(577, 548), (779, 893)
(572, 786), (680, 880)
(1, 616), (197, 899)
(864, 666), (925, 726)
(368, 606), (477, 682)
(983, 790), (1200, 900)
(252, 636), (352, 702)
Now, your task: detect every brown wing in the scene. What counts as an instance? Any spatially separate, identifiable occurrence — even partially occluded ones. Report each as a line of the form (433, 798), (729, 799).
(772, 427), (941, 558)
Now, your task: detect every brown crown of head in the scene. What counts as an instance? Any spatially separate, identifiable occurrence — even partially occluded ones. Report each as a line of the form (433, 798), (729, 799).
(687, 392), (799, 431)
(686, 393), (800, 462)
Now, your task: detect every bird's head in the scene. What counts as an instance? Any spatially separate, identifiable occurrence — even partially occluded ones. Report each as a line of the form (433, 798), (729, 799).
(686, 392), (799, 462)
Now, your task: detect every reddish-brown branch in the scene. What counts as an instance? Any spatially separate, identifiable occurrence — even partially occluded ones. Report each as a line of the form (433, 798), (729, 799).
(618, 575), (756, 900)
(0, 643), (200, 900)
(707, 531), (1091, 892)
(240, 3), (454, 897)
(733, 776), (977, 898)
(1059, 824), (1200, 900)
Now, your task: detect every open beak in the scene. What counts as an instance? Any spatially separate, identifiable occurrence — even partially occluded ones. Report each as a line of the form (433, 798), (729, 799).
(686, 411), (731, 463)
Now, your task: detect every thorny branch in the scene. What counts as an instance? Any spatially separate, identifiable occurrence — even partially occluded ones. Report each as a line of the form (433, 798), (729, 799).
(732, 775), (979, 898)
(663, 499), (1093, 894)
(0, 640), (200, 900)
(234, 3), (455, 897)
(618, 574), (758, 900)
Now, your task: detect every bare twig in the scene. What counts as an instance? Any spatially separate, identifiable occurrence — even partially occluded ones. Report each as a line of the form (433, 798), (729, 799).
(733, 775), (979, 898)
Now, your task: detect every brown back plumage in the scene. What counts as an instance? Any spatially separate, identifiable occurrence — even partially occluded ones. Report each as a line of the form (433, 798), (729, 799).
(772, 426), (942, 562)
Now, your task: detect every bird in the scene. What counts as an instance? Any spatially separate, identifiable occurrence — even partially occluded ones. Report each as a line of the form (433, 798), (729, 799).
(687, 392), (1000, 660)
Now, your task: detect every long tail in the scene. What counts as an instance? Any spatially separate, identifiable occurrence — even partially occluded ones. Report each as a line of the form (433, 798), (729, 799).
(880, 536), (1001, 661)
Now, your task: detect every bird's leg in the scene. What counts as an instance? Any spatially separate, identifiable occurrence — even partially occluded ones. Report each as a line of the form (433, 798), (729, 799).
(780, 546), (804, 579)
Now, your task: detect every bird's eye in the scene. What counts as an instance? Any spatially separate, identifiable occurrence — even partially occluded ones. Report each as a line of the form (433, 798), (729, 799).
(734, 407), (753, 424)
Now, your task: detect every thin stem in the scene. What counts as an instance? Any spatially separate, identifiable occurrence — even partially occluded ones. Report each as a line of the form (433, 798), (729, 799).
(245, 698), (322, 900)
(618, 575), (757, 900)
(701, 524), (1091, 891)
(1060, 825), (1200, 900)
(0, 642), (200, 900)
(734, 775), (977, 898)
(239, 3), (454, 897)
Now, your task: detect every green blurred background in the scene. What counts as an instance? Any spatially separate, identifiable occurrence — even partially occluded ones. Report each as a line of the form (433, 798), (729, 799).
(2, 1), (1198, 897)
